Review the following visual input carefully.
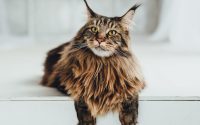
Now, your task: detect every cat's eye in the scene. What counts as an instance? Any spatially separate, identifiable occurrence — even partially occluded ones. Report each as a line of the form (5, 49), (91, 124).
(108, 30), (117, 36)
(91, 27), (98, 33)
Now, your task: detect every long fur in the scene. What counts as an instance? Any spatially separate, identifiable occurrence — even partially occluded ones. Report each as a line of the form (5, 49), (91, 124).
(41, 1), (145, 118)
(44, 40), (144, 116)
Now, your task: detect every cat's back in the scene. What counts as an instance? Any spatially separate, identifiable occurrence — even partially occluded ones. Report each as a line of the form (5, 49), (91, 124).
(41, 41), (72, 86)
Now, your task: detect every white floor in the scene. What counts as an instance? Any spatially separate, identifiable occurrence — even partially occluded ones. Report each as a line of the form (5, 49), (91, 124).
(1, 39), (200, 98)
(0, 38), (200, 125)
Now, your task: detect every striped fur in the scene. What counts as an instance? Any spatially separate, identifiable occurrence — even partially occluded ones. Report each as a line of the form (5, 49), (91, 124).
(41, 1), (144, 124)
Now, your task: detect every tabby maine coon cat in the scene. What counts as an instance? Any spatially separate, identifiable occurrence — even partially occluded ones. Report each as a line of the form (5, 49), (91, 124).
(41, 0), (145, 125)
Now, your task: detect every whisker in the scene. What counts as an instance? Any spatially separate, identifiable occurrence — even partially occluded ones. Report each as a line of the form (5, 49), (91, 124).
(72, 43), (88, 49)
(73, 43), (87, 47)
(115, 49), (129, 57)
(69, 43), (88, 53)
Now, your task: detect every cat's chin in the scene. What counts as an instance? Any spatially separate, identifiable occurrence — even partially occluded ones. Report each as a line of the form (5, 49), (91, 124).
(91, 47), (113, 57)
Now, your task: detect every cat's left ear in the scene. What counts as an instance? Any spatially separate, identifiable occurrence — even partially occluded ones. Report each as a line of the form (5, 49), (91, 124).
(120, 4), (141, 28)
(83, 0), (98, 19)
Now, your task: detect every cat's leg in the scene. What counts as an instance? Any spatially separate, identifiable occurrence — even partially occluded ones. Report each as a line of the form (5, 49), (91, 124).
(119, 96), (139, 125)
(75, 99), (96, 125)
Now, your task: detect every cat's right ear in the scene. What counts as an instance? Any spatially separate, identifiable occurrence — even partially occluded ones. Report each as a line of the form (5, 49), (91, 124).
(83, 0), (98, 19)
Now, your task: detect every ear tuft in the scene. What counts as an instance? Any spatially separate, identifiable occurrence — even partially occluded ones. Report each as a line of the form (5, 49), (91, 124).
(120, 4), (141, 29)
(129, 4), (141, 12)
(83, 0), (98, 19)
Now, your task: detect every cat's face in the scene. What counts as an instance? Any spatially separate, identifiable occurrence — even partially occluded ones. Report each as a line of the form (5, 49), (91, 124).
(83, 17), (125, 57)
(76, 0), (140, 57)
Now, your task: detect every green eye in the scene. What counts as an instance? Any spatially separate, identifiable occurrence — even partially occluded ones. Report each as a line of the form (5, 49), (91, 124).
(108, 30), (117, 36)
(91, 27), (98, 33)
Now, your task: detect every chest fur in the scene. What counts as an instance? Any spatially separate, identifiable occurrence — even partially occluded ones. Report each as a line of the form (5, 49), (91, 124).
(57, 55), (143, 116)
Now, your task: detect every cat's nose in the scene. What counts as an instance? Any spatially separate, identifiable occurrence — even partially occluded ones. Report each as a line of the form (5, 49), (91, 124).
(97, 33), (106, 43)
(97, 38), (105, 43)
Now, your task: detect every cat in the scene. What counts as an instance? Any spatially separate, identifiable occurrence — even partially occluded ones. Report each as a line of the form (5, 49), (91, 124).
(41, 0), (145, 125)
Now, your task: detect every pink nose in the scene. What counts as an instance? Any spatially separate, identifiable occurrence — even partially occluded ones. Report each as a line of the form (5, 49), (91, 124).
(97, 33), (105, 43)
(97, 38), (105, 43)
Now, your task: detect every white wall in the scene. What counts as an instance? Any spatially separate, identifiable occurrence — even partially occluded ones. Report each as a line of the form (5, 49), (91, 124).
(152, 0), (200, 50)
(2, 0), (199, 50)
(0, 0), (159, 44)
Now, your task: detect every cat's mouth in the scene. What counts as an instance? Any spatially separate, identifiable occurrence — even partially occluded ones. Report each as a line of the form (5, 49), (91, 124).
(91, 46), (113, 57)
(94, 46), (107, 51)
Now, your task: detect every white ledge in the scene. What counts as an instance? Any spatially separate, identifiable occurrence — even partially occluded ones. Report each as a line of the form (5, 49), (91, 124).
(1, 42), (200, 102)
(0, 96), (200, 101)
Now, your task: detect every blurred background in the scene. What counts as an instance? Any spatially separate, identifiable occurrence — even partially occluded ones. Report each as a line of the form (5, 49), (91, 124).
(0, 0), (200, 97)
(1, 0), (200, 50)
(1, 1), (200, 125)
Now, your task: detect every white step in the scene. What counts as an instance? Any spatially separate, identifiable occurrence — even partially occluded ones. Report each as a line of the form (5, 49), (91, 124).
(1, 41), (200, 125)
(1, 97), (200, 125)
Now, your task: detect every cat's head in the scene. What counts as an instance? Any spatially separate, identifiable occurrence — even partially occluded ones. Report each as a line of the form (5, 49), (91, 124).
(75, 0), (140, 57)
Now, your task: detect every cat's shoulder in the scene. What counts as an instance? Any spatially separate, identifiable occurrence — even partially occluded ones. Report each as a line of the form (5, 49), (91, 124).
(47, 41), (72, 55)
